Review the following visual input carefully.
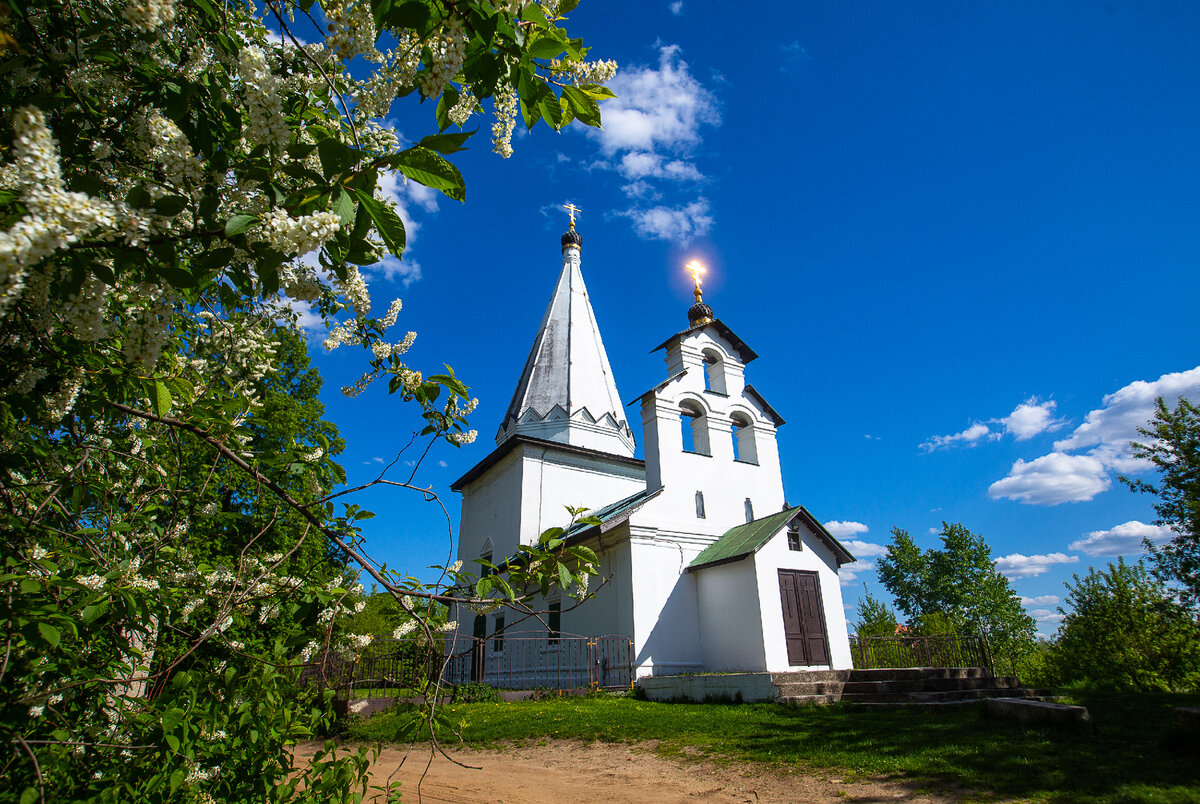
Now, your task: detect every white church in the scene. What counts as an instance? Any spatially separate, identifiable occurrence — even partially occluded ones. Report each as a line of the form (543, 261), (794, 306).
(450, 216), (857, 677)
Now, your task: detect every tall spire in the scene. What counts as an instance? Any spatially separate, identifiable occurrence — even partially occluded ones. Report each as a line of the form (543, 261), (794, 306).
(495, 216), (635, 456)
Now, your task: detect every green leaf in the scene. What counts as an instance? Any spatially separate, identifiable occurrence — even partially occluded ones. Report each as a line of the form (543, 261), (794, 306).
(19, 578), (39, 594)
(347, 188), (406, 256)
(153, 380), (173, 417)
(225, 214), (258, 237)
(557, 563), (572, 590)
(527, 34), (568, 60)
(19, 787), (38, 804)
(562, 85), (601, 127)
(569, 545), (598, 564)
(578, 82), (617, 101)
(38, 622), (61, 647)
(475, 576), (493, 598)
(153, 195), (188, 217)
(332, 190), (355, 227)
(170, 769), (184, 795)
(165, 734), (180, 752)
(383, 147), (465, 202)
(317, 136), (360, 180)
(417, 130), (474, 155)
(81, 602), (109, 624)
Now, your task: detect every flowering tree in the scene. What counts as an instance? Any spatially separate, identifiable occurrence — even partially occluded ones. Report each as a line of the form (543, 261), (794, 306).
(0, 0), (613, 800)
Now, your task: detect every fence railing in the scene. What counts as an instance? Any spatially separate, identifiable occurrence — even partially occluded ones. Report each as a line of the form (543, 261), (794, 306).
(443, 633), (634, 691)
(849, 634), (993, 674)
(301, 633), (634, 695)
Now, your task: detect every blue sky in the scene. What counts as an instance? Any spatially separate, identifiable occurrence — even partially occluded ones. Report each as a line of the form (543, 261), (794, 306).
(307, 1), (1200, 637)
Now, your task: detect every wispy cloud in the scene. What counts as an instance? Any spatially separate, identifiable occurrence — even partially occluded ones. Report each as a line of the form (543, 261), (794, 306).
(1021, 594), (1060, 607)
(921, 398), (1063, 452)
(824, 520), (869, 539)
(587, 45), (720, 244)
(781, 41), (811, 74)
(994, 552), (1079, 578)
(1069, 520), (1175, 557)
(621, 198), (713, 242)
(990, 367), (1200, 505)
(668, 1), (683, 15)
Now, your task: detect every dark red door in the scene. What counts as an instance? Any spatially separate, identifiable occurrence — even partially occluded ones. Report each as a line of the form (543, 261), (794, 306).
(778, 570), (831, 666)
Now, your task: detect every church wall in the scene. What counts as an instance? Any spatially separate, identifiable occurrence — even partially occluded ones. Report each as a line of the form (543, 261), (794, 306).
(694, 560), (768, 672)
(456, 449), (527, 567)
(520, 447), (644, 546)
(628, 528), (706, 677)
(751, 529), (853, 671)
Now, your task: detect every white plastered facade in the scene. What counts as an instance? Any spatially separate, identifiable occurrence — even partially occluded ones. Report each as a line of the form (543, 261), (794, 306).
(451, 230), (855, 677)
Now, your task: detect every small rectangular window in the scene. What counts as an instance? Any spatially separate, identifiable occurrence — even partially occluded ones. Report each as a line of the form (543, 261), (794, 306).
(548, 600), (561, 645)
(787, 528), (802, 551)
(695, 491), (706, 519)
(492, 615), (504, 652)
(744, 498), (754, 523)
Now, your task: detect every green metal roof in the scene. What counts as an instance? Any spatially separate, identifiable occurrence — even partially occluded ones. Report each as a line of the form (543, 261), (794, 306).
(688, 507), (803, 570)
(687, 505), (857, 571)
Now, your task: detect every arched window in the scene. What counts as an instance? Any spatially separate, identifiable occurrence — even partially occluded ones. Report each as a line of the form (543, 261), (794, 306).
(702, 348), (727, 395)
(744, 497), (754, 523)
(731, 412), (758, 464)
(680, 400), (710, 455)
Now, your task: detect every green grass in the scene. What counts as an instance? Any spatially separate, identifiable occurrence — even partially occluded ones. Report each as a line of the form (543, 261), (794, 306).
(348, 690), (1200, 803)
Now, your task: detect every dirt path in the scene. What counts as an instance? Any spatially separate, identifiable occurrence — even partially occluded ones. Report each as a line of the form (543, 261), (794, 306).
(336, 740), (959, 803)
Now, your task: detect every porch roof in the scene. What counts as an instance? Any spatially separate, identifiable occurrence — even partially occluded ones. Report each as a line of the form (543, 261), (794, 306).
(687, 505), (856, 571)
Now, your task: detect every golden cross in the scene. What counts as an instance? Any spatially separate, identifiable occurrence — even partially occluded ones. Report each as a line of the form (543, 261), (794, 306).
(563, 203), (581, 227)
(685, 259), (706, 290)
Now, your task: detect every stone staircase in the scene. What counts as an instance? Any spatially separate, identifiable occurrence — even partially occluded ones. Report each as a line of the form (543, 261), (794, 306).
(773, 667), (1049, 707)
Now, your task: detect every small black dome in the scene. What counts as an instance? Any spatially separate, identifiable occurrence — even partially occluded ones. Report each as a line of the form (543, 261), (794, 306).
(688, 301), (714, 327)
(561, 228), (583, 250)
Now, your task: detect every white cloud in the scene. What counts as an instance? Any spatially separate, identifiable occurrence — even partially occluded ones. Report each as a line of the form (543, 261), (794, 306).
(1029, 609), (1065, 625)
(593, 45), (717, 157)
(1021, 595), (1060, 607)
(621, 180), (660, 200)
(437, 460), (448, 468)
(839, 560), (875, 587)
(622, 199), (713, 243)
(1054, 366), (1200, 473)
(990, 367), (1200, 505)
(844, 540), (888, 558)
(922, 397), (1062, 452)
(988, 452), (1109, 505)
(669, 0), (683, 14)
(370, 170), (431, 288)
(1068, 520), (1175, 557)
(585, 45), (719, 243)
(781, 41), (811, 74)
(824, 520), (869, 539)
(994, 552), (1079, 578)
(999, 398), (1065, 441)
(920, 422), (994, 452)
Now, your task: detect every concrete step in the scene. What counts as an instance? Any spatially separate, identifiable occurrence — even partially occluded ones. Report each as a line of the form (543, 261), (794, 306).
(775, 681), (848, 697)
(771, 670), (851, 683)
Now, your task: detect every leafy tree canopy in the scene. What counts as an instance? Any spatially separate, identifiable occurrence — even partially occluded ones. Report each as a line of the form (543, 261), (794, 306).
(0, 0), (613, 800)
(1051, 558), (1200, 691)
(1123, 393), (1200, 608)
(876, 522), (1036, 655)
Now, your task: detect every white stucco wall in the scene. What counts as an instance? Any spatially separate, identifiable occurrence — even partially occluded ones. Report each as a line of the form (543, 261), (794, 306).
(752, 525), (853, 671)
(694, 559), (768, 672)
(627, 527), (707, 676)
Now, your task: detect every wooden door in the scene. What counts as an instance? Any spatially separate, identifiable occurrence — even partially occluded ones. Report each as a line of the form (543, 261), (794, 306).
(778, 570), (831, 666)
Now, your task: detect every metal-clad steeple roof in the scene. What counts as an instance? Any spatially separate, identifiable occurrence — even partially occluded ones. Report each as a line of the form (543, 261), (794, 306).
(495, 226), (635, 456)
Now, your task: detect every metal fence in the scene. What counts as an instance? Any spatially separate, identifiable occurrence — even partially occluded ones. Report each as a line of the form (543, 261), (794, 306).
(302, 633), (634, 695)
(442, 633), (634, 691)
(850, 634), (993, 674)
